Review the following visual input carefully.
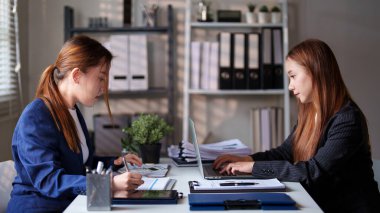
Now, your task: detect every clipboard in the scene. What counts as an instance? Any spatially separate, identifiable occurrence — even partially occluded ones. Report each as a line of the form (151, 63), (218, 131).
(188, 179), (286, 193)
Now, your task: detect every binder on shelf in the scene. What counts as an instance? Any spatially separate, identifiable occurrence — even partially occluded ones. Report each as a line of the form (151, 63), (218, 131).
(272, 28), (284, 89)
(232, 33), (246, 89)
(129, 34), (148, 90)
(246, 33), (261, 89)
(191, 41), (202, 89)
(201, 42), (211, 89)
(209, 42), (219, 90)
(262, 28), (274, 89)
(107, 35), (130, 91)
(260, 108), (271, 151)
(188, 193), (297, 211)
(218, 32), (233, 89)
(276, 107), (284, 147)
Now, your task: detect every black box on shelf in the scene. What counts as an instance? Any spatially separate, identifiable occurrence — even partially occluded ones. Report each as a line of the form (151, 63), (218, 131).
(217, 10), (241, 22)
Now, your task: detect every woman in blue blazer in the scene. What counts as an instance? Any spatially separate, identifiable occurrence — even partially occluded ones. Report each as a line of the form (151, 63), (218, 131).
(7, 35), (144, 212)
(213, 39), (380, 212)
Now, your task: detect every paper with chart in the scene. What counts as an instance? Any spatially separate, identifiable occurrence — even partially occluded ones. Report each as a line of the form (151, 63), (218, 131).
(118, 164), (169, 178)
(137, 177), (176, 190)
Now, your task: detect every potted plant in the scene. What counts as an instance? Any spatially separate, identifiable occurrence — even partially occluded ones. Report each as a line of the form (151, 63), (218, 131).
(258, 5), (270, 24)
(271, 6), (282, 24)
(246, 3), (256, 24)
(122, 114), (173, 163)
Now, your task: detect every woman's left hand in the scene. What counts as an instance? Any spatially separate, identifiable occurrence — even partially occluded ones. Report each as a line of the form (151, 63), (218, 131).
(114, 153), (143, 167)
(219, 161), (255, 175)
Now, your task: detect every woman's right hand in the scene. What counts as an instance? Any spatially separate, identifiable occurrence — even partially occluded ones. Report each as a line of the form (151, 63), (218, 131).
(213, 154), (253, 170)
(112, 172), (144, 191)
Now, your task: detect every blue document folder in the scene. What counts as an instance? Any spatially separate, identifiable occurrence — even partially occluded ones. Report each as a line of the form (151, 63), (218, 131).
(188, 192), (297, 210)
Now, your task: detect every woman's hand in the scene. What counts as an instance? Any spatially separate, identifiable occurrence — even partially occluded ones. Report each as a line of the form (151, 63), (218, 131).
(114, 153), (143, 167)
(219, 162), (255, 175)
(213, 154), (253, 170)
(112, 172), (144, 191)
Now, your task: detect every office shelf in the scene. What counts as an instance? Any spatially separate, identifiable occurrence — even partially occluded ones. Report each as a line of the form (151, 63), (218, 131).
(191, 22), (283, 28)
(182, 0), (290, 146)
(64, 5), (176, 145)
(189, 89), (286, 95)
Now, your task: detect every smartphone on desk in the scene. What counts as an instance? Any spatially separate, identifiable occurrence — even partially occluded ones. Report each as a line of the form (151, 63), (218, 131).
(112, 190), (179, 205)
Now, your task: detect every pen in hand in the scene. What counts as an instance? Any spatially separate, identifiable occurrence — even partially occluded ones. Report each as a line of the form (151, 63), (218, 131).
(121, 148), (129, 172)
(219, 182), (257, 186)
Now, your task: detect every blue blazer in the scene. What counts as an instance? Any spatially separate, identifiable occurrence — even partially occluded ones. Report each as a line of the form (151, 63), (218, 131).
(7, 98), (95, 212)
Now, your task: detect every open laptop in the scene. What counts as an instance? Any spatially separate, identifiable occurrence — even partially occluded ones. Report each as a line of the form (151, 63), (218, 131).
(189, 118), (255, 180)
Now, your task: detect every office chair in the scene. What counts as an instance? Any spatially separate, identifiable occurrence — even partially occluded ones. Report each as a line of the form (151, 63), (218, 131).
(0, 160), (16, 213)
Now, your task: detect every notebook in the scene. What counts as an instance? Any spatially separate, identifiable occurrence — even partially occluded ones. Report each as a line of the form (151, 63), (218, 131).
(189, 118), (255, 180)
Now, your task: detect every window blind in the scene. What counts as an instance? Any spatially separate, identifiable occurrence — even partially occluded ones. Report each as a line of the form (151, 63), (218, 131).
(0, 0), (21, 121)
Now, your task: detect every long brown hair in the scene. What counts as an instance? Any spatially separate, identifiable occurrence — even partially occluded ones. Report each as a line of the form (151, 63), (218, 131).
(35, 35), (113, 153)
(287, 39), (351, 162)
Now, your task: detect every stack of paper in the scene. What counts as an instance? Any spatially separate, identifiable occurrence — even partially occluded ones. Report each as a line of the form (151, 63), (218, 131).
(169, 139), (252, 162)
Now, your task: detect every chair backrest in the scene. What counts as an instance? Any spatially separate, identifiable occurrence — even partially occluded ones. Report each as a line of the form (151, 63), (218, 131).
(0, 160), (16, 213)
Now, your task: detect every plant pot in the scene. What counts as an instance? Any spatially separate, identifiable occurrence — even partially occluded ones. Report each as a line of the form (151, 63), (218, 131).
(138, 143), (161, 163)
(245, 12), (257, 24)
(271, 12), (282, 24)
(258, 12), (270, 24)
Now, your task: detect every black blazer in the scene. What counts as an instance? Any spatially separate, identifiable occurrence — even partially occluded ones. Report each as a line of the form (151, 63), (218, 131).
(251, 101), (380, 212)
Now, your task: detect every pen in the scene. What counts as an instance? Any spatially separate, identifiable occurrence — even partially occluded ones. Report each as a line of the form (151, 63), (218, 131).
(219, 182), (257, 186)
(96, 161), (104, 174)
(121, 148), (129, 172)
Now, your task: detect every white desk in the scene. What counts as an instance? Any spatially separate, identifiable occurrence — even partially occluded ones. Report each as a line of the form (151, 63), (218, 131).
(64, 159), (322, 212)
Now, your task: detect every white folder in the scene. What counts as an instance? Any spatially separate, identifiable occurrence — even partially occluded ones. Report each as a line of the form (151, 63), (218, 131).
(129, 35), (148, 90)
(107, 35), (130, 91)
(191, 41), (202, 89)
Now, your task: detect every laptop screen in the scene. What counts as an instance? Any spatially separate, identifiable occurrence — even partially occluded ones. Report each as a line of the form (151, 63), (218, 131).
(189, 118), (205, 178)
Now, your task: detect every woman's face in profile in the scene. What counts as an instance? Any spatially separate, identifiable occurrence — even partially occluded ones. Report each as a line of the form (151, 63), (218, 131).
(285, 58), (313, 103)
(78, 64), (107, 107)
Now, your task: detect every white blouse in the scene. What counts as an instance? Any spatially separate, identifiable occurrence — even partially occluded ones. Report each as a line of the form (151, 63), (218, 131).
(68, 108), (89, 164)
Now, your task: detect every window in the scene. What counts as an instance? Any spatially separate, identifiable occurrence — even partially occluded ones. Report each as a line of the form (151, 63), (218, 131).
(0, 0), (21, 121)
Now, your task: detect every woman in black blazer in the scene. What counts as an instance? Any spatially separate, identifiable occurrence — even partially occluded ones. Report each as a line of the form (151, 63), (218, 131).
(213, 39), (380, 212)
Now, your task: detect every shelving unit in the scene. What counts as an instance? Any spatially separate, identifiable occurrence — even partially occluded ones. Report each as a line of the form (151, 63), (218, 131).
(182, 0), (290, 147)
(64, 5), (175, 145)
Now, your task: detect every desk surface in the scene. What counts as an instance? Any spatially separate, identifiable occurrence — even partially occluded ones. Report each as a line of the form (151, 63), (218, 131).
(64, 159), (322, 212)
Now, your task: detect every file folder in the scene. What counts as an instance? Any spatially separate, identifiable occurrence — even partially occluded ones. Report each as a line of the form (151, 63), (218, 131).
(107, 35), (130, 91)
(188, 192), (297, 211)
(129, 34), (148, 90)
(218, 32), (233, 89)
(232, 33), (246, 89)
(262, 28), (273, 89)
(272, 28), (284, 89)
(191, 41), (201, 89)
(247, 33), (261, 89)
(201, 42), (211, 89)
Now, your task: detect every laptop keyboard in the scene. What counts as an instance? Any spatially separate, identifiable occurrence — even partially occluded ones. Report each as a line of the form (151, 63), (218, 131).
(204, 165), (235, 176)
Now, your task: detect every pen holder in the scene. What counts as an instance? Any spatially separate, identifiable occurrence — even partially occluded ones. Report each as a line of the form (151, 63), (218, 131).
(86, 173), (112, 211)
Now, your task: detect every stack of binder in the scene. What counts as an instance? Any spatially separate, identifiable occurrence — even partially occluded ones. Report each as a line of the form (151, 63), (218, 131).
(190, 29), (283, 90)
